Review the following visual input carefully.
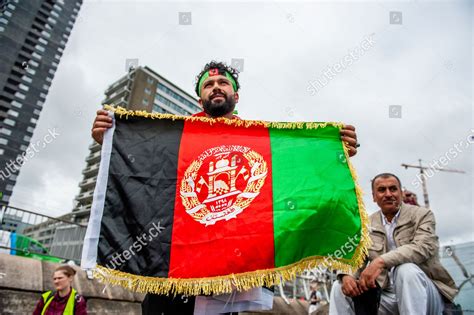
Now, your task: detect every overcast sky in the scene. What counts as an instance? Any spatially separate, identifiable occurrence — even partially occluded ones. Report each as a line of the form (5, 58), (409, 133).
(9, 0), (473, 246)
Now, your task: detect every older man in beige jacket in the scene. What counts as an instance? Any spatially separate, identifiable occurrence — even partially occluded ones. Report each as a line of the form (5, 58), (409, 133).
(330, 173), (457, 315)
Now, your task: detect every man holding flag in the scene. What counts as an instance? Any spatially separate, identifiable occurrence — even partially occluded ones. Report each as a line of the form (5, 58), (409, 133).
(91, 61), (360, 314)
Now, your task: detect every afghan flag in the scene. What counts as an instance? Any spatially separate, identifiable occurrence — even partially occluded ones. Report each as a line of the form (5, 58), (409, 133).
(81, 106), (369, 296)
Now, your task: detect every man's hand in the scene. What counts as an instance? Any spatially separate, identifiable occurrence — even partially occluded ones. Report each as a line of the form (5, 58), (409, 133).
(340, 125), (358, 157)
(91, 109), (113, 145)
(341, 275), (362, 297)
(359, 257), (385, 291)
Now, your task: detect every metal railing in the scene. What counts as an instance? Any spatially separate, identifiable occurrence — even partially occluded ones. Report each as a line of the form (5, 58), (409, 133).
(0, 203), (88, 264)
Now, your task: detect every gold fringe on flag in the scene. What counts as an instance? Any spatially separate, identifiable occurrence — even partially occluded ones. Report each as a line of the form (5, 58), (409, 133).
(92, 104), (371, 296)
(103, 105), (345, 130)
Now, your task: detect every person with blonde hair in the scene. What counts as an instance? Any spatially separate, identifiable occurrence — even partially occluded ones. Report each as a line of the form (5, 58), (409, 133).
(33, 265), (87, 315)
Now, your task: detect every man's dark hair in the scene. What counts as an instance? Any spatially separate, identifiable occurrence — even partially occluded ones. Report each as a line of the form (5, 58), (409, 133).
(194, 61), (240, 96)
(371, 173), (402, 191)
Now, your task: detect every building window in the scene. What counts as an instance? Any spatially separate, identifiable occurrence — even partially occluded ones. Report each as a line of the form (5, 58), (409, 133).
(0, 18), (8, 25)
(23, 135), (31, 142)
(37, 100), (44, 107)
(6, 185), (13, 191)
(40, 92), (47, 99)
(33, 109), (41, 115)
(51, 11), (59, 18)
(0, 149), (4, 155)
(39, 38), (48, 45)
(35, 45), (45, 52)
(144, 88), (151, 95)
(42, 84), (49, 91)
(22, 76), (32, 83)
(14, 92), (25, 100)
(4, 119), (15, 127)
(147, 77), (154, 84)
(142, 98), (149, 105)
(32, 52), (42, 60)
(47, 17), (56, 25)
(30, 117), (37, 124)
(0, 138), (8, 145)
(4, 11), (12, 17)
(41, 30), (51, 39)
(29, 60), (39, 67)
(27, 68), (36, 75)
(11, 100), (22, 108)
(27, 126), (35, 133)
(157, 84), (200, 113)
(155, 94), (190, 115)
(20, 145), (27, 151)
(19, 83), (29, 91)
(0, 128), (12, 136)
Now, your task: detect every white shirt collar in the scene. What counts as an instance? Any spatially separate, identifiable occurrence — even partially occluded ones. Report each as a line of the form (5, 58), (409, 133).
(381, 208), (401, 226)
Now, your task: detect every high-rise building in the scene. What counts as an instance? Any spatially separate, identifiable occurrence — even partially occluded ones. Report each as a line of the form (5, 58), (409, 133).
(0, 0), (82, 203)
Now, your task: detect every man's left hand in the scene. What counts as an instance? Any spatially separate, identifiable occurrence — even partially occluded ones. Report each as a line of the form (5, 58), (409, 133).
(340, 125), (358, 157)
(359, 257), (385, 291)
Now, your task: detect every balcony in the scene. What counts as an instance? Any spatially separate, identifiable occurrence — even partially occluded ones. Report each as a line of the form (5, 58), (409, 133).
(82, 163), (99, 176)
(79, 176), (97, 190)
(85, 150), (101, 164)
(88, 141), (101, 152)
(76, 190), (94, 204)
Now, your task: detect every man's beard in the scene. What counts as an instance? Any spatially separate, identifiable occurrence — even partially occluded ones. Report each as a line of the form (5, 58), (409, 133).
(202, 94), (236, 118)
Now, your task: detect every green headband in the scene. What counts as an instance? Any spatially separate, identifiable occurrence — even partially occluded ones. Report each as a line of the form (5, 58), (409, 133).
(197, 70), (237, 97)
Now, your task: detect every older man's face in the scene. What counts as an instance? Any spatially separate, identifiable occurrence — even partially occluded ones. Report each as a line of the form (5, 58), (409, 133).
(199, 74), (238, 117)
(372, 176), (403, 215)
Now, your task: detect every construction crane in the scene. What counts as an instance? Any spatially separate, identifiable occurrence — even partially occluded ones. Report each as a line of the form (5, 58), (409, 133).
(401, 159), (465, 208)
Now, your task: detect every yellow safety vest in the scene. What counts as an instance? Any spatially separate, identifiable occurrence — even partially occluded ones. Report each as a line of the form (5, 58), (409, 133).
(41, 288), (76, 315)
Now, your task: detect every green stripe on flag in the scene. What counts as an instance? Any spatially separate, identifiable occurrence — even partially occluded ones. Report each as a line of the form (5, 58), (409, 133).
(270, 126), (361, 267)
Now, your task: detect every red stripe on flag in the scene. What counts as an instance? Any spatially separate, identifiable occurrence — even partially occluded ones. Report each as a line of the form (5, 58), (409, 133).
(169, 120), (274, 278)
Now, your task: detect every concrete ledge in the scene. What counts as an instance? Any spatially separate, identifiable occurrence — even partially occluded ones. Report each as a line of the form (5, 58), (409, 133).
(86, 298), (141, 314)
(0, 253), (43, 292)
(242, 297), (310, 314)
(0, 254), (144, 302)
(0, 288), (40, 315)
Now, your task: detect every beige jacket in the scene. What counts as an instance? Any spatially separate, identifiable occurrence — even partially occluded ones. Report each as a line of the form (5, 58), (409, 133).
(361, 203), (457, 301)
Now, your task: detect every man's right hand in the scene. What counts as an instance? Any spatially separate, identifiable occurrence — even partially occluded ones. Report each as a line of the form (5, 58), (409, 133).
(341, 275), (362, 297)
(91, 109), (113, 145)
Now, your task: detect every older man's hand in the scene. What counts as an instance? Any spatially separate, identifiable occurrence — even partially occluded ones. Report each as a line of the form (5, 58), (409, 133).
(359, 257), (385, 292)
(341, 275), (362, 297)
(340, 125), (358, 157)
